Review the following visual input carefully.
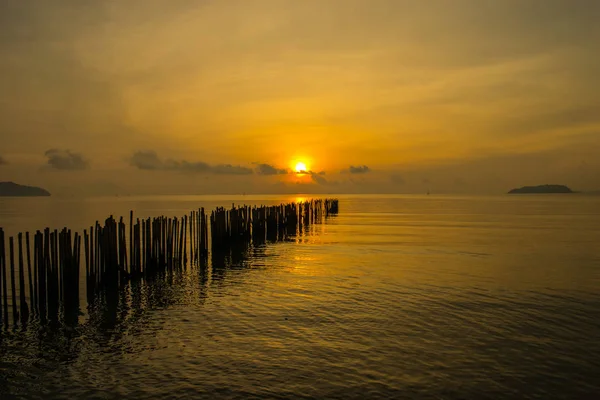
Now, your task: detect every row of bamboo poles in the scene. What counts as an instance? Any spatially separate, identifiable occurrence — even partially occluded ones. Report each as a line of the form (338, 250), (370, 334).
(0, 228), (81, 328)
(83, 208), (209, 304)
(212, 198), (338, 248)
(0, 199), (338, 329)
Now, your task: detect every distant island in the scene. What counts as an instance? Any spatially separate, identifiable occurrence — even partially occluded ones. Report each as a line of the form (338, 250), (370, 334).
(0, 182), (51, 197)
(508, 184), (573, 194)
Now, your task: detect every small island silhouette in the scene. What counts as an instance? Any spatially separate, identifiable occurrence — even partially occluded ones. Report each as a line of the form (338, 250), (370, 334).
(0, 181), (51, 197)
(508, 184), (573, 194)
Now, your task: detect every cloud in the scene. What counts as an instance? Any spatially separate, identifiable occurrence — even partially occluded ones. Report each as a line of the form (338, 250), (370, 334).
(310, 170), (338, 186)
(130, 151), (163, 170)
(130, 151), (253, 175)
(212, 164), (253, 175)
(165, 159), (211, 173)
(348, 165), (370, 174)
(44, 149), (89, 170)
(0, 155), (7, 165)
(255, 163), (288, 175)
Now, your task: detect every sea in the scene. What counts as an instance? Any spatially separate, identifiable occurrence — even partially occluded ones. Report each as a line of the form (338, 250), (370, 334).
(0, 194), (599, 399)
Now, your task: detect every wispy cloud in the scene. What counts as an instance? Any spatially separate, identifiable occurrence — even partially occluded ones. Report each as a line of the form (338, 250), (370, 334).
(130, 151), (253, 175)
(44, 149), (89, 170)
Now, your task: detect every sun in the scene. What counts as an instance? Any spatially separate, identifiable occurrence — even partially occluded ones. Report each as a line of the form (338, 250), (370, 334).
(295, 162), (307, 173)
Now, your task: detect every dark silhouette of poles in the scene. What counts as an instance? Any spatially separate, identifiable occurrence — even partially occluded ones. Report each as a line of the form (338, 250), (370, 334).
(0, 198), (338, 328)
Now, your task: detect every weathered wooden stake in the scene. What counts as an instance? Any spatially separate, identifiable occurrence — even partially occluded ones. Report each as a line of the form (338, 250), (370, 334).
(9, 237), (18, 326)
(18, 233), (29, 325)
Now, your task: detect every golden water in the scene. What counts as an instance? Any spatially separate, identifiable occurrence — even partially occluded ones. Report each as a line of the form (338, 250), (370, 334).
(1, 194), (599, 399)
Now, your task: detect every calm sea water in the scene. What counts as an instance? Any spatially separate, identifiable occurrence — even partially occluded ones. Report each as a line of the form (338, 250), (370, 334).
(1, 194), (600, 399)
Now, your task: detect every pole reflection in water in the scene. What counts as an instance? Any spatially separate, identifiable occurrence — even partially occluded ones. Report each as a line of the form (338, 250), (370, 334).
(0, 219), (327, 361)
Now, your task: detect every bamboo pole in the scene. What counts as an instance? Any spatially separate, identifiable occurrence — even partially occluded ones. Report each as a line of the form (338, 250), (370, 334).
(9, 237), (18, 326)
(26, 232), (33, 316)
(18, 233), (29, 324)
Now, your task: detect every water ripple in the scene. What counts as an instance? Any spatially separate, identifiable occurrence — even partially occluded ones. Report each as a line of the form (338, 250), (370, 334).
(2, 195), (600, 398)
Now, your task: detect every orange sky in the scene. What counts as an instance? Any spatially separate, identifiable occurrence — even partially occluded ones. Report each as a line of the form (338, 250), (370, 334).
(0, 1), (599, 195)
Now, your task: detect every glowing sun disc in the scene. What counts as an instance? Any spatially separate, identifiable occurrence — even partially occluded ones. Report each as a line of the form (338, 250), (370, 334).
(295, 162), (307, 173)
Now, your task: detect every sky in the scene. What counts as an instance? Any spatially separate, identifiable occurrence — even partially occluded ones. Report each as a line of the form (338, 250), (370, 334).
(0, 0), (599, 195)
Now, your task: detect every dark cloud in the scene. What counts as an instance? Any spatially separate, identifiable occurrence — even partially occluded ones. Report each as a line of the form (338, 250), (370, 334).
(130, 151), (163, 170)
(0, 155), (7, 165)
(348, 165), (370, 174)
(292, 168), (324, 176)
(255, 163), (288, 175)
(44, 149), (89, 170)
(130, 151), (253, 175)
(212, 164), (253, 175)
(165, 159), (211, 173)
